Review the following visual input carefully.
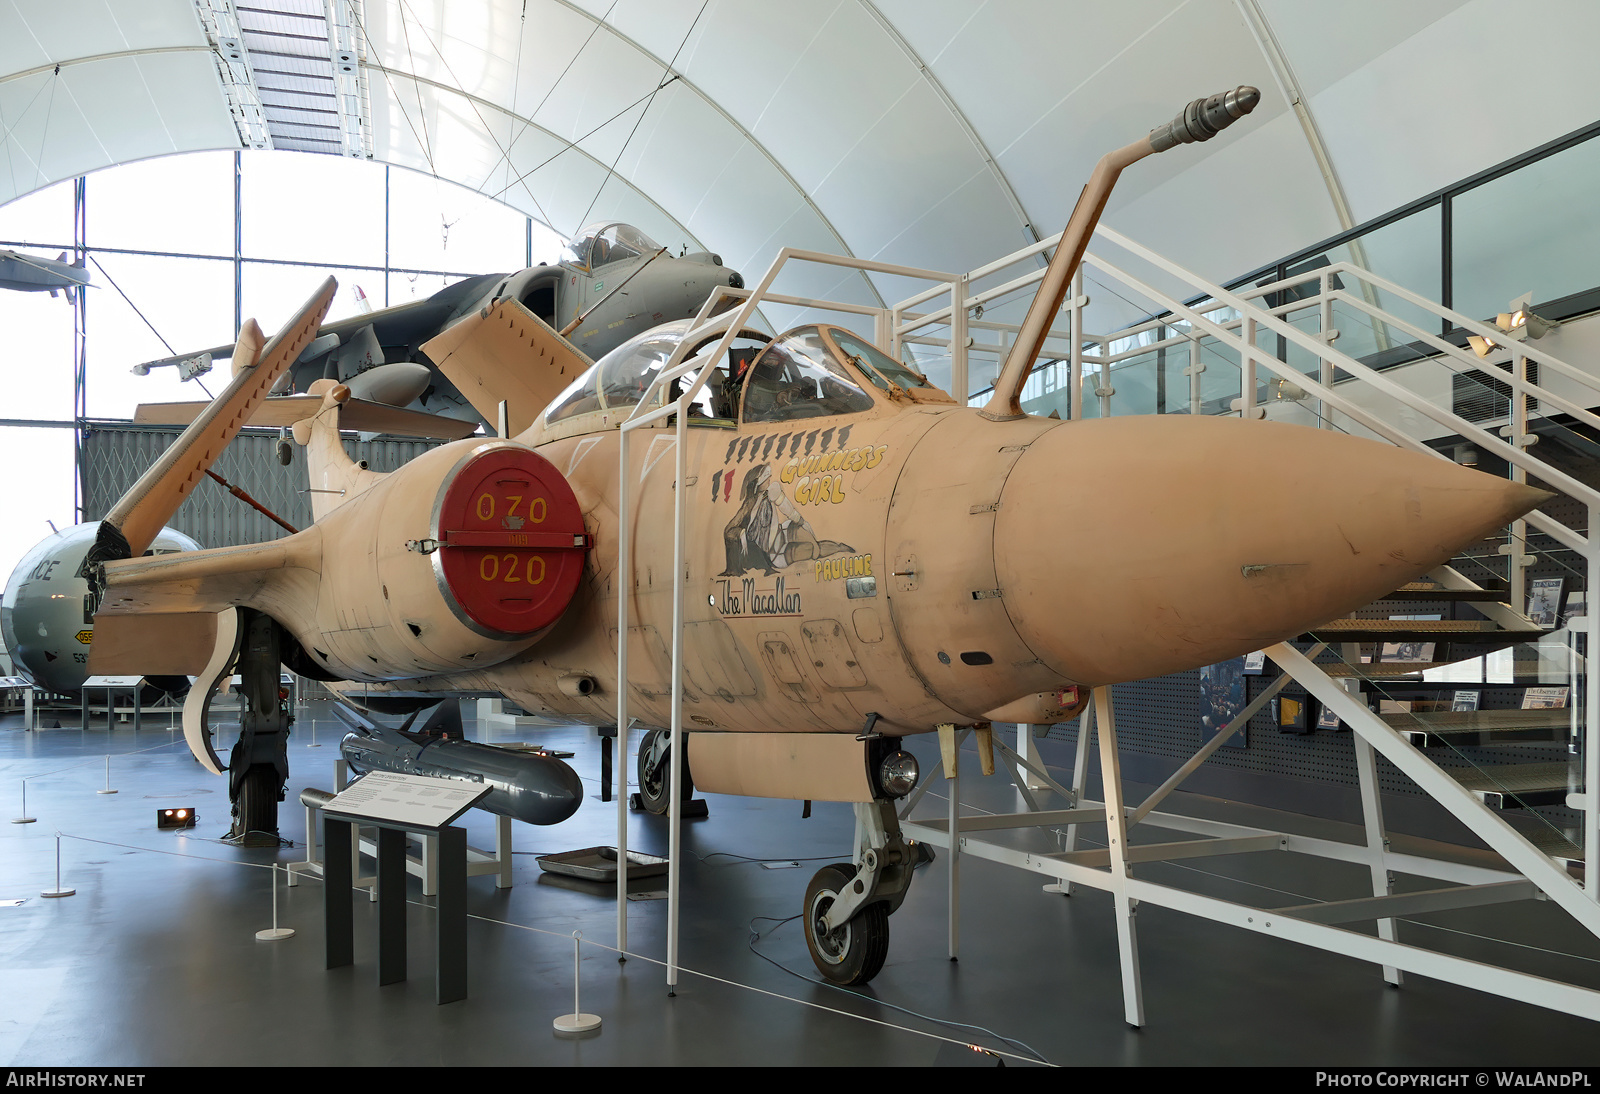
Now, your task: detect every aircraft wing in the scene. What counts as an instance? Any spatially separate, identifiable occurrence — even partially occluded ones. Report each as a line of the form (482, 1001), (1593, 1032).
(420, 297), (594, 437)
(97, 534), (321, 618)
(133, 394), (480, 440)
(137, 273), (505, 368)
(97, 279), (336, 560)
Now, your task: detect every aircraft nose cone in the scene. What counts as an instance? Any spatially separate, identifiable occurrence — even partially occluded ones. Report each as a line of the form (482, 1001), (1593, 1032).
(995, 416), (1546, 686)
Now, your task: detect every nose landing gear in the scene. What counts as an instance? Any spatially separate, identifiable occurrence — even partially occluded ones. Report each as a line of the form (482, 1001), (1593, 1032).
(802, 798), (915, 985)
(805, 863), (890, 984)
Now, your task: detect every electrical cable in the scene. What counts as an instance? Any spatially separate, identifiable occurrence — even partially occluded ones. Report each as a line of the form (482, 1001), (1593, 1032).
(40, 829), (1050, 1066)
(391, 3), (436, 175)
(483, 0), (619, 229)
(685, 848), (840, 866)
(33, 65), (57, 193)
(0, 74), (56, 189)
(571, 0), (707, 233)
(745, 912), (1050, 1064)
(392, 0), (557, 234)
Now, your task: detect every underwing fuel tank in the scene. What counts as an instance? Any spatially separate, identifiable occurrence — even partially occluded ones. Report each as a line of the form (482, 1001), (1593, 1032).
(339, 726), (583, 826)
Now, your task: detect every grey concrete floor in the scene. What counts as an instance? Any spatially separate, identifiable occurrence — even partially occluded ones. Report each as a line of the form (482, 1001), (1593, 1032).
(2, 699), (1600, 1066)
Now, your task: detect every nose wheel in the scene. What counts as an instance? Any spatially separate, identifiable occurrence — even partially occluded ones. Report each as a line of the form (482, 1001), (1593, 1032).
(800, 794), (917, 986)
(804, 862), (890, 985)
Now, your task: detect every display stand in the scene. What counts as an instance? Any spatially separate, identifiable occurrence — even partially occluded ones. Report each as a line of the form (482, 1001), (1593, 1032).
(290, 767), (514, 896)
(320, 771), (490, 1004)
(80, 676), (143, 730)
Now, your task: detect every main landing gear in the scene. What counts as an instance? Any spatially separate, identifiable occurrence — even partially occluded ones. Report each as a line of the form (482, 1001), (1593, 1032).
(227, 609), (292, 846)
(634, 727), (707, 817)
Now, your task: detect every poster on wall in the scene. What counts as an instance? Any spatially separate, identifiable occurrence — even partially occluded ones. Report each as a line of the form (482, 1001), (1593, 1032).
(1199, 657), (1248, 749)
(1272, 695), (1312, 734)
(1523, 686), (1569, 709)
(1527, 578), (1564, 629)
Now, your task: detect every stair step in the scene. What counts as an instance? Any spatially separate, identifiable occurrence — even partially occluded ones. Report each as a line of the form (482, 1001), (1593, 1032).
(1516, 823), (1586, 864)
(1320, 662), (1546, 680)
(1304, 619), (1545, 643)
(1380, 582), (1512, 603)
(1385, 708), (1571, 732)
(1447, 761), (1577, 808)
(1391, 707), (1572, 746)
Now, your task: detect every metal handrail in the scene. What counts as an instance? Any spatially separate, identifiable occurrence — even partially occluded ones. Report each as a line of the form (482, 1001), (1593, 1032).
(1080, 243), (1597, 550)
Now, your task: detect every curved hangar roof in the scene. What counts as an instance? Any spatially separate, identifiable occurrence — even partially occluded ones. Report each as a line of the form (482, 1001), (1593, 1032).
(3, 0), (1599, 330)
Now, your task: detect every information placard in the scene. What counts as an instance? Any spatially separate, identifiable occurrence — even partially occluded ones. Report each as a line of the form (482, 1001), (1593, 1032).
(324, 771), (490, 830)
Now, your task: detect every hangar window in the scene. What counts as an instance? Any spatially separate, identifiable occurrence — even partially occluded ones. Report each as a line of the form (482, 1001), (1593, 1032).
(741, 326), (875, 424)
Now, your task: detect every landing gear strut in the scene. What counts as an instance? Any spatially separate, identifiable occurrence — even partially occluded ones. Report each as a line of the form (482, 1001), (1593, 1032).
(226, 609), (292, 845)
(802, 797), (916, 985)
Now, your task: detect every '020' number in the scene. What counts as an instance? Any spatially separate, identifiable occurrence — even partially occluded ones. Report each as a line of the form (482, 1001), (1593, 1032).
(477, 553), (546, 585)
(476, 494), (548, 523)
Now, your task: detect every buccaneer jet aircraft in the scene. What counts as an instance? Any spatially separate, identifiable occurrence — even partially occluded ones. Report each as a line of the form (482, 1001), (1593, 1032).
(74, 87), (1548, 986)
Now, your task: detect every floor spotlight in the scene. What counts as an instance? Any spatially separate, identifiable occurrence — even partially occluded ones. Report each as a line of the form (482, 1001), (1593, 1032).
(157, 808), (197, 830)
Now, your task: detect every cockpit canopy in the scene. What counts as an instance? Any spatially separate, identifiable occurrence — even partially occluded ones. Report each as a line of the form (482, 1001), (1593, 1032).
(541, 321), (940, 434)
(742, 325), (935, 423)
(559, 223), (661, 272)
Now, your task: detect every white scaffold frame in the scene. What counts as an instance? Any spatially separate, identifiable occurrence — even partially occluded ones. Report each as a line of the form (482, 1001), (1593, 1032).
(606, 219), (1599, 1022)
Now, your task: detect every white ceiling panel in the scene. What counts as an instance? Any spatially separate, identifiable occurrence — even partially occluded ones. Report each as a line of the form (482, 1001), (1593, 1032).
(860, 166), (1020, 297)
(1259, 0), (1470, 99)
(0, 6), (54, 75)
(1, 0), (1591, 354)
(1311, 0), (1600, 223)
(607, 89), (749, 238)
(0, 49), (232, 205)
(0, 0), (204, 75)
(579, 0), (716, 65)
(1103, 107), (1342, 291)
(659, 0), (851, 140)
(996, 1), (1283, 238)
(740, 3), (924, 194)
(678, 141), (830, 271)
(808, 78), (995, 262)
(885, 0), (1190, 159)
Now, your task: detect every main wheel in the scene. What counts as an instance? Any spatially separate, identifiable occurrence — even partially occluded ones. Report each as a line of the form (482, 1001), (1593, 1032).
(230, 764), (282, 846)
(636, 728), (692, 815)
(803, 862), (890, 985)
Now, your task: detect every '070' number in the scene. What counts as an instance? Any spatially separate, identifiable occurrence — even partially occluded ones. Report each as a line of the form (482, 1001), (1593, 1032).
(478, 552), (546, 585)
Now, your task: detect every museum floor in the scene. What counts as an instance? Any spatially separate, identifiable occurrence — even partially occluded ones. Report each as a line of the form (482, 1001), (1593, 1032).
(3, 699), (1599, 1067)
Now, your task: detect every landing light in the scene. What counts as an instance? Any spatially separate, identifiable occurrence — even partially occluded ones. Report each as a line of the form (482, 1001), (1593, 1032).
(877, 751), (919, 798)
